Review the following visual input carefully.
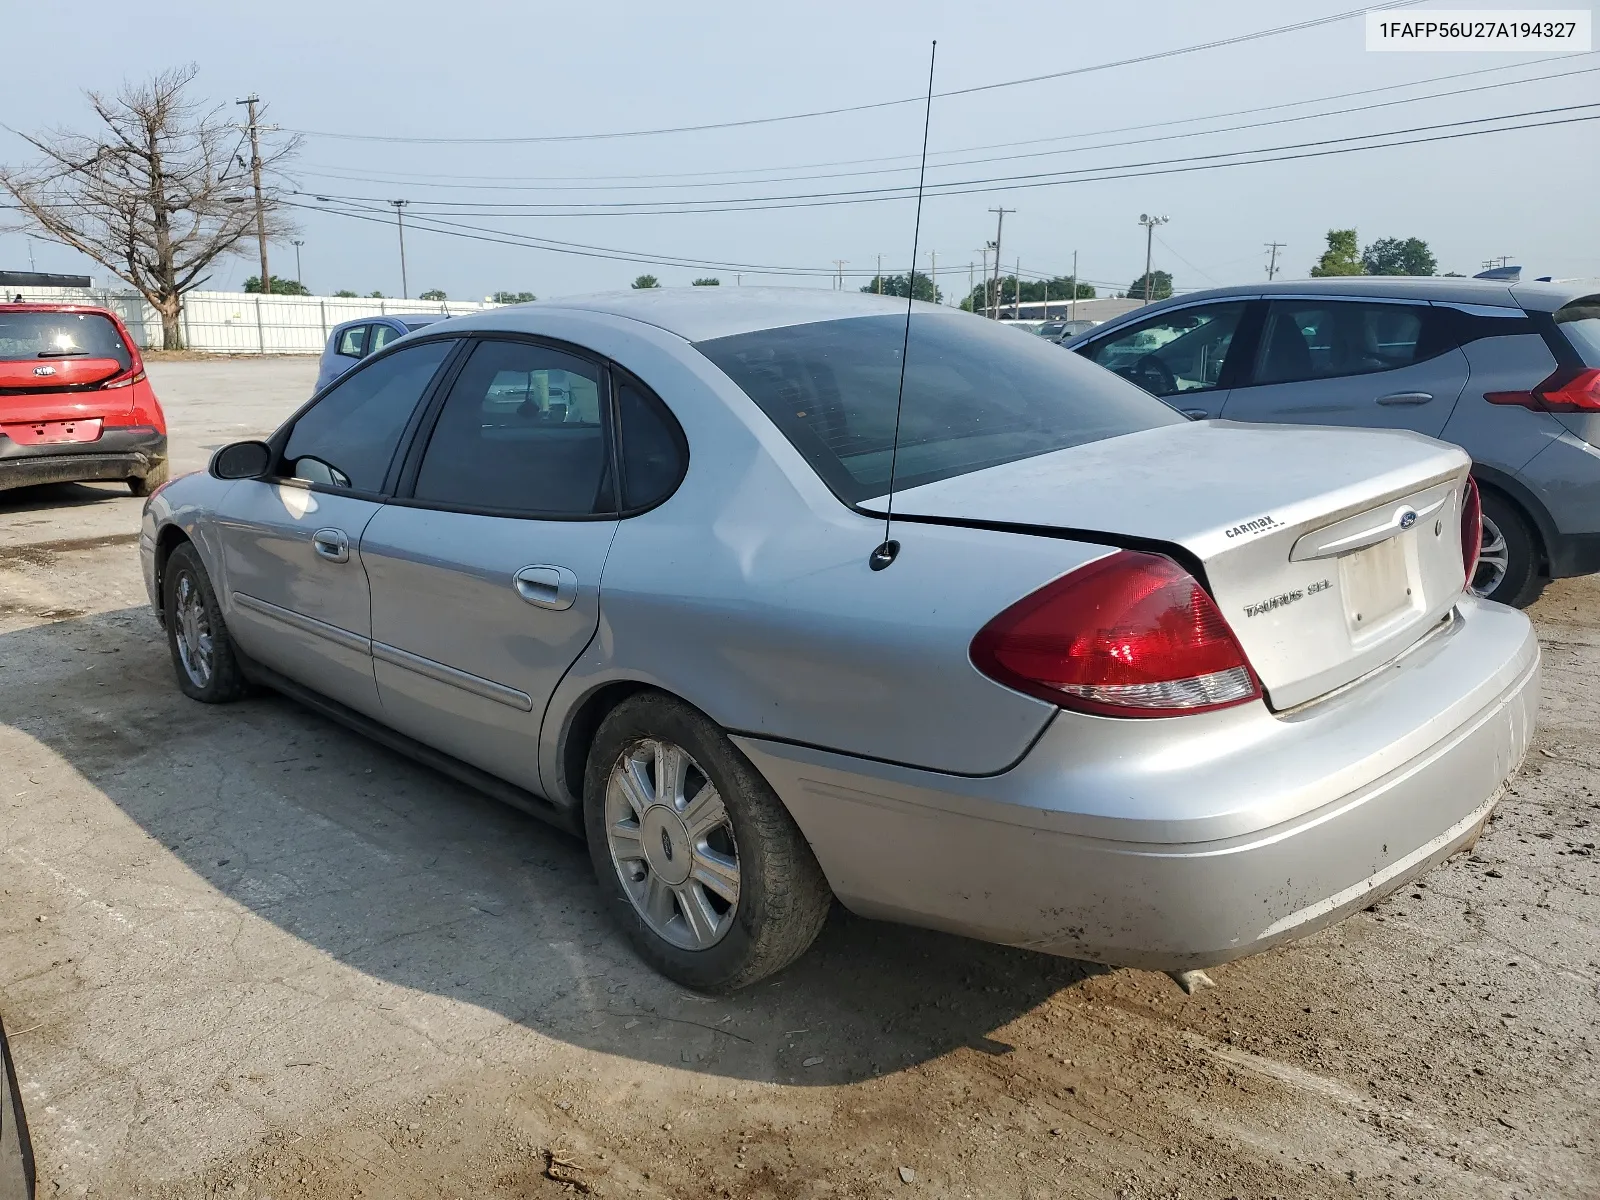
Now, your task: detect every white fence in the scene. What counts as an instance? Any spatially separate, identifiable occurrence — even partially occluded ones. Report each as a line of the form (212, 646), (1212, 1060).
(3, 286), (499, 354)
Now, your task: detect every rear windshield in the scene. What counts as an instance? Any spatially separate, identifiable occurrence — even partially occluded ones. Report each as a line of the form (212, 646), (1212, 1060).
(696, 312), (1181, 504)
(0, 311), (133, 369)
(1555, 298), (1600, 367)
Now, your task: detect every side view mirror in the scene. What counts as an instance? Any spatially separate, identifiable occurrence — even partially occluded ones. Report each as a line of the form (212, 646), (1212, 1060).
(210, 440), (273, 480)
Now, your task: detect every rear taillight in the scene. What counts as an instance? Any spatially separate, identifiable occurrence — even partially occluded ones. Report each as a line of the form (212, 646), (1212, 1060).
(1460, 476), (1482, 587)
(101, 368), (147, 390)
(970, 550), (1261, 718)
(1485, 366), (1600, 412)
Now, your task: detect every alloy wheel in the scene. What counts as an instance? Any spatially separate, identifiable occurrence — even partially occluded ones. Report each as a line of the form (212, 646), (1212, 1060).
(1469, 513), (1509, 599)
(173, 570), (214, 688)
(604, 737), (741, 951)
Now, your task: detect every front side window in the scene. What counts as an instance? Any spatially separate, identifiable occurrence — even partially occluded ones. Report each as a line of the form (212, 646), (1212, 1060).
(696, 312), (1181, 505)
(411, 339), (611, 516)
(1253, 300), (1442, 386)
(1084, 303), (1246, 397)
(335, 324), (368, 358)
(283, 338), (455, 491)
(368, 323), (403, 354)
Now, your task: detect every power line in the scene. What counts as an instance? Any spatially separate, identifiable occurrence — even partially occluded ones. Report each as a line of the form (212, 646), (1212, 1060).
(293, 102), (1600, 217)
(289, 59), (1600, 197)
(287, 54), (1593, 188)
(282, 2), (1421, 145)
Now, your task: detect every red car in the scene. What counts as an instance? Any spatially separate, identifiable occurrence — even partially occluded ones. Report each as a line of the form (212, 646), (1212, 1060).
(0, 302), (168, 495)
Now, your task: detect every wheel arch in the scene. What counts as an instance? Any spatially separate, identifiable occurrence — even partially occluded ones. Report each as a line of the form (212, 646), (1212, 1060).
(1470, 465), (1552, 573)
(551, 679), (660, 809)
(151, 523), (194, 621)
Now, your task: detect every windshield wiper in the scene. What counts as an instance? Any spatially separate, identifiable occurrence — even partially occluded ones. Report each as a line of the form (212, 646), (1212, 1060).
(37, 349), (90, 358)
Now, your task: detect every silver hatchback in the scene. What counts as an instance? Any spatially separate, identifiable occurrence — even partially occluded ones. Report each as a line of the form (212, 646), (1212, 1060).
(140, 289), (1538, 991)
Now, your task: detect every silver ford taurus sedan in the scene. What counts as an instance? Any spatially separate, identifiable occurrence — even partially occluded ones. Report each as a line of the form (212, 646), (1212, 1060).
(139, 288), (1539, 991)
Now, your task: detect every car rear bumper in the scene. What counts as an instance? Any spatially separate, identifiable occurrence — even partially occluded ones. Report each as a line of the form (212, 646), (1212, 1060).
(0, 426), (167, 490)
(735, 596), (1539, 970)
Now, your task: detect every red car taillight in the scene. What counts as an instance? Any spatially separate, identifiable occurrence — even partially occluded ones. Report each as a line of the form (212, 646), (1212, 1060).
(1485, 366), (1600, 413)
(1460, 476), (1482, 586)
(970, 550), (1261, 718)
(101, 368), (147, 390)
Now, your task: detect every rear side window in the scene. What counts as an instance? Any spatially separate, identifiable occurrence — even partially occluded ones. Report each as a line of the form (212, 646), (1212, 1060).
(615, 374), (687, 511)
(411, 339), (611, 516)
(1555, 298), (1600, 366)
(335, 325), (368, 358)
(1253, 300), (1449, 386)
(0, 311), (133, 370)
(696, 312), (1180, 504)
(284, 338), (455, 492)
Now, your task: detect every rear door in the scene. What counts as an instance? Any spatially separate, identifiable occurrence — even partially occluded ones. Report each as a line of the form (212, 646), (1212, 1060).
(1077, 301), (1251, 419)
(1221, 297), (1468, 436)
(360, 337), (619, 792)
(214, 338), (457, 716)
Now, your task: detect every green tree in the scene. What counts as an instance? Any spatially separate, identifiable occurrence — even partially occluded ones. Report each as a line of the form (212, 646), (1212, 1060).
(243, 275), (309, 295)
(333, 289), (358, 298)
(861, 271), (942, 303)
(367, 290), (385, 299)
(631, 274), (661, 289)
(692, 277), (721, 286)
(1128, 270), (1174, 301)
(418, 287), (447, 301)
(1361, 236), (1436, 277)
(1309, 229), (1364, 277)
(492, 290), (537, 303)
(958, 275), (1092, 313)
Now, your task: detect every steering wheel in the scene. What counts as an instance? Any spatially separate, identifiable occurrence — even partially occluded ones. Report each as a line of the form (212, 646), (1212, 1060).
(1126, 353), (1178, 397)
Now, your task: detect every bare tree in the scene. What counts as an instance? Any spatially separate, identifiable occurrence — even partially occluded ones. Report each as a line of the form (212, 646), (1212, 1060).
(0, 66), (299, 349)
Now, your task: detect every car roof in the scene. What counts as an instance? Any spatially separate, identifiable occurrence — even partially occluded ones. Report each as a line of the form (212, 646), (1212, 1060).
(0, 302), (120, 317)
(1089, 276), (1598, 319)
(441, 287), (946, 343)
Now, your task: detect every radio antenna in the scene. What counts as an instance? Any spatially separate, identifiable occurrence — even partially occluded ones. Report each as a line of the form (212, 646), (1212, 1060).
(870, 39), (937, 573)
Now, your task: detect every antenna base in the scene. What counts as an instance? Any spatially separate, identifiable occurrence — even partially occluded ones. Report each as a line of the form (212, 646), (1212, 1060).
(869, 540), (900, 571)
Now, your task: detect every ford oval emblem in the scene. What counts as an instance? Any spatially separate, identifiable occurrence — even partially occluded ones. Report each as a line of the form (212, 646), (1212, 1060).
(1399, 509), (1418, 530)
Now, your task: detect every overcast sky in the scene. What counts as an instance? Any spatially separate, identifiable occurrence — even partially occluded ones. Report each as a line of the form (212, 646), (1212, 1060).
(4, 1), (1597, 301)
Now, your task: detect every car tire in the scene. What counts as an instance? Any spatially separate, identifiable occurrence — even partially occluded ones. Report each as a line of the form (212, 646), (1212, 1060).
(583, 692), (833, 992)
(1473, 490), (1544, 609)
(129, 461), (169, 497)
(162, 542), (249, 703)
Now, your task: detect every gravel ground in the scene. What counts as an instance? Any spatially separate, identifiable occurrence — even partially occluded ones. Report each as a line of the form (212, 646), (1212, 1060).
(1, 359), (1596, 1199)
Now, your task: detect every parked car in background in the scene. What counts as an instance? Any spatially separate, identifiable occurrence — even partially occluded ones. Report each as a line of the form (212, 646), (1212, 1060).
(1036, 318), (1098, 342)
(314, 314), (449, 392)
(0, 302), (167, 494)
(141, 289), (1535, 992)
(1065, 278), (1600, 607)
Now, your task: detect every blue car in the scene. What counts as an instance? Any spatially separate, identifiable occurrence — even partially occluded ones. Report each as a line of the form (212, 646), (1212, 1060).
(314, 314), (448, 393)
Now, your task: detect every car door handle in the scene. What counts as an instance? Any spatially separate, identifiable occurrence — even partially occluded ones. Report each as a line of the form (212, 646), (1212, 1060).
(1178, 407), (1209, 420)
(1376, 391), (1434, 406)
(311, 528), (349, 563)
(513, 564), (578, 610)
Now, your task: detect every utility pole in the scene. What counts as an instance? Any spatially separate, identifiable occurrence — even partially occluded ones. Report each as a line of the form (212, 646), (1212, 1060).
(1264, 241), (1286, 281)
(876, 254), (882, 294)
(1014, 258), (1021, 319)
(1071, 250), (1079, 322)
(987, 207), (1013, 319)
(929, 249), (936, 304)
(1137, 213), (1169, 303)
(1482, 255), (1513, 270)
(832, 260), (848, 290)
(1043, 278), (1049, 320)
(291, 239), (306, 287)
(234, 94), (277, 294)
(389, 200), (410, 299)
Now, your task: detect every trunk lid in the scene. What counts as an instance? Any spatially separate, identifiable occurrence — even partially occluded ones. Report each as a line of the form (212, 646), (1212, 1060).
(871, 420), (1473, 710)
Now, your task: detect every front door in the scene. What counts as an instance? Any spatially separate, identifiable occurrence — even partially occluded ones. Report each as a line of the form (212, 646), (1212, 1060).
(361, 338), (619, 793)
(215, 338), (457, 716)
(1221, 298), (1468, 437)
